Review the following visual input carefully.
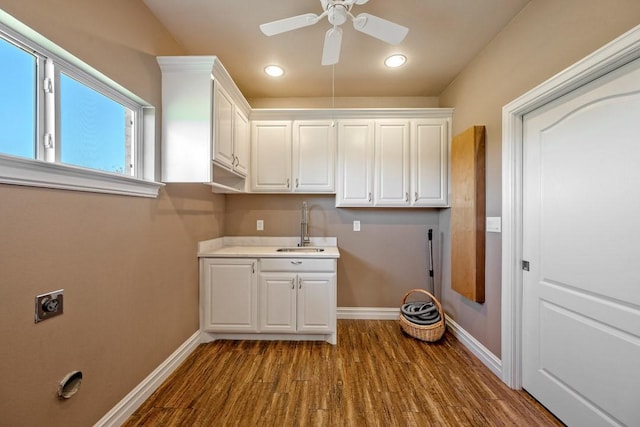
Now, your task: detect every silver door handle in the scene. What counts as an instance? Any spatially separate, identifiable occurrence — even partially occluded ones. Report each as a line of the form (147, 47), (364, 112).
(415, 192), (418, 202)
(291, 261), (303, 265)
(368, 192), (372, 202)
(405, 192), (409, 202)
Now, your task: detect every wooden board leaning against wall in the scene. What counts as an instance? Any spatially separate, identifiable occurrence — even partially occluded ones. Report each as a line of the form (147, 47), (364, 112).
(451, 126), (486, 303)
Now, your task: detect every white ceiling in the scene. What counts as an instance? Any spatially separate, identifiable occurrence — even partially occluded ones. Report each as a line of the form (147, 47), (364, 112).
(143, 0), (530, 99)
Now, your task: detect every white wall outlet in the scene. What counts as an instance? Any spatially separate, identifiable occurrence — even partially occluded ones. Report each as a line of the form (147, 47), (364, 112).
(486, 217), (502, 233)
(353, 220), (361, 232)
(256, 220), (264, 231)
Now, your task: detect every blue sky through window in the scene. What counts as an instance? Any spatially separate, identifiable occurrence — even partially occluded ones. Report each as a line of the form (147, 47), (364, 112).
(0, 37), (36, 158)
(60, 73), (127, 174)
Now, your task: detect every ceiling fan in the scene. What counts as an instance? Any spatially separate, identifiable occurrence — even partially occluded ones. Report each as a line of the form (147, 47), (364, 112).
(259, 0), (409, 66)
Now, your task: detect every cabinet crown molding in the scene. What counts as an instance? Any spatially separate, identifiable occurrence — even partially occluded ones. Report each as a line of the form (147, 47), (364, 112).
(250, 108), (453, 121)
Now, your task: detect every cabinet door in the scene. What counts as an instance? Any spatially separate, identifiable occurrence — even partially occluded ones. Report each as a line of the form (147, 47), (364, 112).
(233, 108), (250, 177)
(213, 83), (235, 170)
(411, 119), (449, 206)
(293, 121), (336, 193)
(251, 121), (292, 192)
(297, 273), (336, 333)
(202, 258), (257, 332)
(375, 120), (410, 206)
(259, 273), (297, 333)
(336, 120), (374, 206)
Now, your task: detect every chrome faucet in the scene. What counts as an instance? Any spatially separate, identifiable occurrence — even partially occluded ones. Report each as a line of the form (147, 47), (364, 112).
(299, 201), (311, 247)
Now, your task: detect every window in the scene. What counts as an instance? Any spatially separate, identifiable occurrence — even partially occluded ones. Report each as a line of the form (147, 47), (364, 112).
(0, 37), (36, 159)
(59, 72), (133, 175)
(0, 12), (161, 197)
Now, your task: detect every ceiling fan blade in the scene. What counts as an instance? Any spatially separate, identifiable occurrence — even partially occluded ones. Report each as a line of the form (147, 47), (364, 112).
(260, 13), (320, 36)
(322, 27), (343, 66)
(352, 13), (409, 45)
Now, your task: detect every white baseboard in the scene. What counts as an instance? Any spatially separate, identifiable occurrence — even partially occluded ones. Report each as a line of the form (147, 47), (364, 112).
(337, 307), (400, 320)
(444, 314), (502, 378)
(94, 331), (201, 427)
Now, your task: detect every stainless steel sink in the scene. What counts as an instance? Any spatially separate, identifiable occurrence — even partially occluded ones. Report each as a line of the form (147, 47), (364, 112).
(276, 247), (325, 253)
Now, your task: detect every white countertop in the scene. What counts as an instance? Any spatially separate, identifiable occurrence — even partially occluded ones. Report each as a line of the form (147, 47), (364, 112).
(198, 237), (340, 259)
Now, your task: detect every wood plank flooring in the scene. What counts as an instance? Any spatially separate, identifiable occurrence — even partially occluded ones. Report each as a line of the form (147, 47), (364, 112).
(123, 320), (563, 426)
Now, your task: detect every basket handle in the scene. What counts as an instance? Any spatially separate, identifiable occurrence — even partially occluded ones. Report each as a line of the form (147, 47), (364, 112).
(401, 288), (443, 316)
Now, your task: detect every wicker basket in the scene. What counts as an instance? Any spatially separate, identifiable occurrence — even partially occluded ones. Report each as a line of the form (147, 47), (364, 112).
(399, 289), (446, 342)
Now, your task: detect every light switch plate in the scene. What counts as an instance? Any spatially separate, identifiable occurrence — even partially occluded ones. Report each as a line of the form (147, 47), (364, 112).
(486, 217), (502, 233)
(256, 220), (264, 231)
(353, 220), (361, 231)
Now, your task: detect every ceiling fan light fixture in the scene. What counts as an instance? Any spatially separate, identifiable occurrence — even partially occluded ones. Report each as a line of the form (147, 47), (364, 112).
(385, 54), (406, 68)
(328, 4), (348, 26)
(264, 65), (285, 77)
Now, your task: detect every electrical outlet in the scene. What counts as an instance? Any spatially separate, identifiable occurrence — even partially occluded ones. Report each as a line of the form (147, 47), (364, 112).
(35, 289), (64, 323)
(257, 220), (264, 231)
(353, 220), (361, 231)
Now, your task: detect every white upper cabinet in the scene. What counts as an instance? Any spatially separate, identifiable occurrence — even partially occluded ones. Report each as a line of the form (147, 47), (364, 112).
(251, 121), (292, 192)
(411, 119), (449, 207)
(233, 108), (250, 177)
(293, 121), (336, 192)
(375, 120), (411, 206)
(157, 56), (251, 188)
(251, 119), (336, 193)
(336, 120), (375, 206)
(336, 114), (451, 208)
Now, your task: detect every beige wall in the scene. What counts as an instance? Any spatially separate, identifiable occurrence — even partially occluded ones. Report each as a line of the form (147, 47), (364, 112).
(0, 1), (224, 425)
(438, 0), (640, 356)
(225, 194), (443, 307)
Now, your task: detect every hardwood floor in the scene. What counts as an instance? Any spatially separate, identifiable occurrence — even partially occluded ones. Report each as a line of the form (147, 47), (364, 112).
(124, 320), (563, 426)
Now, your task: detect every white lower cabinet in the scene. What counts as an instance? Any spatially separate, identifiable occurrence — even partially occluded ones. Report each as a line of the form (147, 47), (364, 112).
(200, 256), (337, 344)
(260, 272), (335, 334)
(259, 258), (336, 336)
(201, 258), (258, 332)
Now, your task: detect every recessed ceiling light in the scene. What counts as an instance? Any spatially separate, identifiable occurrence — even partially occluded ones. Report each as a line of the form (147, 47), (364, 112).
(384, 54), (407, 68)
(264, 65), (284, 77)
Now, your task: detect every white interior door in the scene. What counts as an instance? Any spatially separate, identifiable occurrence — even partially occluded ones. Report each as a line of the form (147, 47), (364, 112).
(522, 57), (640, 426)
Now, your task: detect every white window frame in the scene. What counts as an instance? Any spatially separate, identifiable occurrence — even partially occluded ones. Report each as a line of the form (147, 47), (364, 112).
(0, 10), (162, 198)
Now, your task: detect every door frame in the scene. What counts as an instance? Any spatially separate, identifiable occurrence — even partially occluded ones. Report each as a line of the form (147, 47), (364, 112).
(500, 24), (640, 389)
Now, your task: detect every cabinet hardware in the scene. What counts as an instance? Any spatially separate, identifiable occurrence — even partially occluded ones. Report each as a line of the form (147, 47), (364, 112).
(405, 192), (409, 202)
(368, 192), (372, 202)
(415, 192), (418, 202)
(287, 178), (290, 188)
(252, 262), (255, 274)
(291, 260), (303, 265)
(298, 277), (302, 289)
(296, 178), (299, 188)
(291, 279), (295, 290)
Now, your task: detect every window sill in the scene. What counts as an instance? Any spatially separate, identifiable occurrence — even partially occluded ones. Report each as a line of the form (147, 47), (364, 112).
(0, 155), (164, 198)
